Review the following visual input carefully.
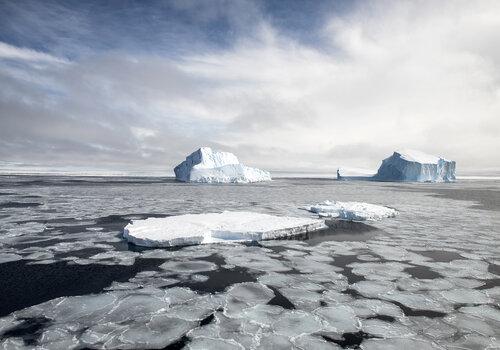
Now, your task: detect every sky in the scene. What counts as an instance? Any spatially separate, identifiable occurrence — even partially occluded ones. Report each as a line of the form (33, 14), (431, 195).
(0, 0), (499, 176)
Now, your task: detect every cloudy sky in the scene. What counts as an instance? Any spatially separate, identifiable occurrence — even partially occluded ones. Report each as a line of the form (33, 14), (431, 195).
(1, 0), (499, 175)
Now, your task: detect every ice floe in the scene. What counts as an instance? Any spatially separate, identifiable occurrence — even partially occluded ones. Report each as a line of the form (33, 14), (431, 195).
(123, 211), (327, 247)
(361, 319), (416, 338)
(272, 310), (323, 337)
(0, 253), (22, 264)
(360, 337), (442, 350)
(304, 200), (398, 221)
(314, 305), (361, 333)
(2, 287), (218, 349)
(459, 305), (500, 323)
(225, 283), (275, 318)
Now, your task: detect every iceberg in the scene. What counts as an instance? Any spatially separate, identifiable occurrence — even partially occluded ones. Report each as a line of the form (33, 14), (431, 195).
(123, 212), (327, 247)
(174, 147), (271, 183)
(303, 200), (398, 221)
(337, 149), (456, 182)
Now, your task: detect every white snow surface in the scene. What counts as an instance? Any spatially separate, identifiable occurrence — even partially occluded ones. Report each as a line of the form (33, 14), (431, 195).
(304, 200), (398, 221)
(123, 211), (327, 247)
(174, 147), (271, 183)
(396, 149), (442, 164)
(337, 149), (456, 182)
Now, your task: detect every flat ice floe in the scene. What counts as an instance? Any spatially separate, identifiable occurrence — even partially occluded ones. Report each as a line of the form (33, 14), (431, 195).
(123, 211), (327, 247)
(303, 200), (398, 221)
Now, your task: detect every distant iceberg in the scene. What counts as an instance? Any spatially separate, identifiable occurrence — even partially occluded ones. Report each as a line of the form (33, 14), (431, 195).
(337, 168), (376, 181)
(174, 147), (271, 183)
(123, 212), (326, 247)
(338, 149), (456, 182)
(303, 201), (398, 221)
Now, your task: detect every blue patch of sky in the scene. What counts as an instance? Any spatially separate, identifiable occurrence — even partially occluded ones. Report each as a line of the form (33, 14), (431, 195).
(260, 0), (355, 49)
(0, 0), (357, 59)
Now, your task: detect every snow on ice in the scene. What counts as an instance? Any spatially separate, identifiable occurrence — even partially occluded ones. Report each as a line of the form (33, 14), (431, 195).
(123, 211), (327, 247)
(174, 147), (271, 183)
(338, 149), (456, 182)
(304, 200), (398, 221)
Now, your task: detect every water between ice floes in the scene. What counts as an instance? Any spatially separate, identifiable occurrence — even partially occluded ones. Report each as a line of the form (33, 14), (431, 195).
(0, 175), (499, 349)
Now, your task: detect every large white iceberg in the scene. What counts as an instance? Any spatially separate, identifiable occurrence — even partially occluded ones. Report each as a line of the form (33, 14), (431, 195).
(123, 212), (327, 247)
(303, 200), (398, 221)
(337, 149), (456, 182)
(174, 147), (271, 183)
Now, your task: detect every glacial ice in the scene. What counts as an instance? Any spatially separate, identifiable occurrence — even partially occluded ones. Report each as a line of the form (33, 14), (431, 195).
(123, 211), (327, 247)
(304, 200), (398, 221)
(337, 149), (456, 182)
(174, 147), (271, 183)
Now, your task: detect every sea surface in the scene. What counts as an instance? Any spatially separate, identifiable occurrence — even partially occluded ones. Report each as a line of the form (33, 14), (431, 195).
(0, 175), (499, 349)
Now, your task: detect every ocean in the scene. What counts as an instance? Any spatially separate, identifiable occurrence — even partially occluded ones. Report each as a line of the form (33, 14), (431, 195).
(0, 175), (499, 349)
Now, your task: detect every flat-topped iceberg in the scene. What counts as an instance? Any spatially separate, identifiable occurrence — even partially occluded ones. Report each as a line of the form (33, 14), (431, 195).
(174, 147), (271, 183)
(123, 212), (326, 247)
(304, 200), (398, 221)
(338, 149), (456, 182)
(375, 149), (456, 182)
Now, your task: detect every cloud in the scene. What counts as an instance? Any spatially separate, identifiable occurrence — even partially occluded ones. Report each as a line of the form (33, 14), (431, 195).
(0, 0), (499, 175)
(0, 42), (67, 64)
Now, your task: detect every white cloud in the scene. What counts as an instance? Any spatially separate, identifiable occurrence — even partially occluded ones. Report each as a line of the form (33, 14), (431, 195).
(0, 41), (67, 64)
(130, 127), (157, 140)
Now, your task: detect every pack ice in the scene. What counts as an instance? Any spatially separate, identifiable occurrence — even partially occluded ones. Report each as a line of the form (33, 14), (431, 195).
(338, 149), (456, 182)
(123, 212), (327, 247)
(304, 200), (398, 221)
(174, 147), (271, 183)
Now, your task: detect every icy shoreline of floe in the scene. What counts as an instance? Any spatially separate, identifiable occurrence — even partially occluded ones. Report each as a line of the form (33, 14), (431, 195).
(303, 201), (398, 221)
(124, 212), (327, 247)
(123, 201), (398, 247)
